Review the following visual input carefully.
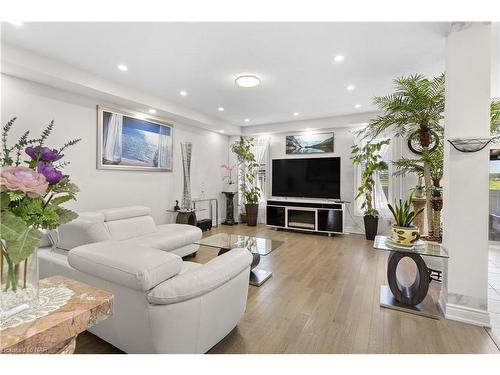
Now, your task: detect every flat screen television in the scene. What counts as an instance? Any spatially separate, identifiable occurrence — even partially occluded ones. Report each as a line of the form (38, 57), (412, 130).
(272, 157), (341, 199)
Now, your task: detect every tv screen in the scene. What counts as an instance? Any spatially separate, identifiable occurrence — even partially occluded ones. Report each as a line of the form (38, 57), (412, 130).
(272, 157), (341, 199)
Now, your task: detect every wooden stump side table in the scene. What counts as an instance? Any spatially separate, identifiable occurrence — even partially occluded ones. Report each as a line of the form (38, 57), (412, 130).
(0, 275), (113, 354)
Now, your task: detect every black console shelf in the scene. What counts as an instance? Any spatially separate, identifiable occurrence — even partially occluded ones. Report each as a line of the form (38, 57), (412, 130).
(266, 200), (346, 235)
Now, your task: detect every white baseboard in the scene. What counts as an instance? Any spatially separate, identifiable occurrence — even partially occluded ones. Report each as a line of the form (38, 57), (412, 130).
(444, 303), (491, 327)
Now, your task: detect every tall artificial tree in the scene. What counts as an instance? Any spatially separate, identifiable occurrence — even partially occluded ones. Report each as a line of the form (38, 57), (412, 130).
(359, 74), (445, 236)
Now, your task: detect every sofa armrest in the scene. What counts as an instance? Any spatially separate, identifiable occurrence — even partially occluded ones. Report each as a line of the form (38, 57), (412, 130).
(68, 241), (182, 292)
(147, 248), (252, 305)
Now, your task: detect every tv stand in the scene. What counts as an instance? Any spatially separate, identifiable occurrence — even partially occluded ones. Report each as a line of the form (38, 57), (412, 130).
(266, 199), (347, 235)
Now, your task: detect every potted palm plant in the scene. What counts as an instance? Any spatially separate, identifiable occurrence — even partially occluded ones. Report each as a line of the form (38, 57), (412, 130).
(351, 139), (390, 240)
(230, 137), (261, 226)
(387, 193), (424, 247)
(358, 74), (445, 238)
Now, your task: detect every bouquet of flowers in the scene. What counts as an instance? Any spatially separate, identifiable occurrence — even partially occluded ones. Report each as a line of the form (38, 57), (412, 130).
(1, 118), (80, 294)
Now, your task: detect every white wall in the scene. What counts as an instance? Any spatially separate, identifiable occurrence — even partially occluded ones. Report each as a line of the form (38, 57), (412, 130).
(1, 74), (229, 224)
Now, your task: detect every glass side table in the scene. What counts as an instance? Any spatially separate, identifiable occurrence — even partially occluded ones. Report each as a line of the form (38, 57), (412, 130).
(373, 235), (449, 319)
(195, 233), (283, 286)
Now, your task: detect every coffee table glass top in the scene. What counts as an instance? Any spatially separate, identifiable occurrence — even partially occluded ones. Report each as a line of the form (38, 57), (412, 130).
(195, 233), (283, 255)
(373, 235), (448, 258)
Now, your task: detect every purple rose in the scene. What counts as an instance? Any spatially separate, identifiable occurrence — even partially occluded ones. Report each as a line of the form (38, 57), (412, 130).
(26, 146), (63, 162)
(37, 163), (65, 185)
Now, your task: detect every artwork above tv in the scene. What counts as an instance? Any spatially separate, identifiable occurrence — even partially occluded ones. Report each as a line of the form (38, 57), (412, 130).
(272, 157), (341, 199)
(286, 132), (334, 154)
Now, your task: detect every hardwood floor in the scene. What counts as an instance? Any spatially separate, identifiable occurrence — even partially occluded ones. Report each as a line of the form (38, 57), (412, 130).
(75, 224), (500, 354)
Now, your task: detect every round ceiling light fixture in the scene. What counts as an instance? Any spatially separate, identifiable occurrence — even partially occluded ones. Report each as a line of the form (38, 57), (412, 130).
(235, 74), (261, 88)
(333, 54), (344, 63)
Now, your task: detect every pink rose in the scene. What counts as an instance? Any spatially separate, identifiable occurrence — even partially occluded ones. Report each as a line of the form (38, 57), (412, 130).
(0, 166), (48, 198)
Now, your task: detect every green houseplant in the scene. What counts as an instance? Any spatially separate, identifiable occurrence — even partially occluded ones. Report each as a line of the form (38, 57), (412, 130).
(351, 139), (390, 240)
(387, 192), (424, 247)
(230, 137), (260, 226)
(359, 74), (445, 238)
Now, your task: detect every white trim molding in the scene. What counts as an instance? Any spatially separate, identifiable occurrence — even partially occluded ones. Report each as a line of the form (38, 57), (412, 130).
(443, 303), (491, 327)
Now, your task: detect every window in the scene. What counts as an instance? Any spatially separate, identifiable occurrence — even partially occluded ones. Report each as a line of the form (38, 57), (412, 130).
(354, 138), (394, 217)
(490, 160), (500, 190)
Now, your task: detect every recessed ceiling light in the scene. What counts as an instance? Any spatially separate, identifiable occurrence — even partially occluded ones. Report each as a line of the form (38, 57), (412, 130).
(8, 21), (24, 26)
(293, 112), (300, 116)
(244, 119), (250, 123)
(219, 130), (225, 133)
(117, 64), (128, 72)
(354, 104), (361, 109)
(235, 75), (261, 88)
(346, 85), (355, 91)
(179, 90), (188, 96)
(148, 109), (157, 114)
(333, 54), (344, 63)
(218, 107), (225, 112)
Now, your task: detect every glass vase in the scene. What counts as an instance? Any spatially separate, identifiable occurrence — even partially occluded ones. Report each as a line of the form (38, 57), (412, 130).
(1, 246), (39, 322)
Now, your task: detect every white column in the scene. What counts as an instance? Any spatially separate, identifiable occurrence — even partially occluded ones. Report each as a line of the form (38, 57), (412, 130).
(442, 23), (491, 326)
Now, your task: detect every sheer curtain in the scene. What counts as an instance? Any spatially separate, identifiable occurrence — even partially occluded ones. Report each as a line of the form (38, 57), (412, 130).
(103, 113), (123, 163)
(373, 141), (391, 218)
(354, 138), (391, 219)
(252, 138), (270, 223)
(157, 126), (170, 169)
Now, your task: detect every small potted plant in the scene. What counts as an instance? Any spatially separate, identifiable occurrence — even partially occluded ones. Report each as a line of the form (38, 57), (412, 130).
(351, 139), (390, 240)
(221, 163), (237, 192)
(387, 192), (424, 247)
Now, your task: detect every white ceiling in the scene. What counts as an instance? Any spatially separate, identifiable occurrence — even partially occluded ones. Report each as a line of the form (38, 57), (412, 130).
(1, 22), (450, 126)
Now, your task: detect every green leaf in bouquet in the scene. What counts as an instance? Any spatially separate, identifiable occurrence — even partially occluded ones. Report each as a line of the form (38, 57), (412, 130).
(55, 207), (78, 225)
(7, 190), (25, 202)
(1, 192), (11, 209)
(0, 210), (42, 264)
(49, 194), (75, 207)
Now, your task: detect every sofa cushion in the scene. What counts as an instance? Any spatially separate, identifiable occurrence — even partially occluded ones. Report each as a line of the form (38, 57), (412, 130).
(105, 216), (157, 241)
(123, 224), (202, 252)
(147, 248), (252, 305)
(50, 212), (110, 250)
(100, 205), (151, 221)
(68, 241), (182, 292)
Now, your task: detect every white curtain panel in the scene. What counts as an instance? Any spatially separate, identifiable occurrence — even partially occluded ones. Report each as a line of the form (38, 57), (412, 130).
(252, 138), (270, 223)
(157, 126), (170, 169)
(103, 113), (123, 163)
(373, 141), (391, 218)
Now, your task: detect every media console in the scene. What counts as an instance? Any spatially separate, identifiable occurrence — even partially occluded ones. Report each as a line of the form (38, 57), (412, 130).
(266, 199), (347, 235)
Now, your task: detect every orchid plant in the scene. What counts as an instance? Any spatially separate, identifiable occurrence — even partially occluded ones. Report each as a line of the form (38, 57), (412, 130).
(1, 118), (81, 291)
(220, 163), (236, 185)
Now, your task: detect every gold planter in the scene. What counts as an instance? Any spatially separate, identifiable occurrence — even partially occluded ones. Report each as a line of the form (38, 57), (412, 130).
(390, 225), (420, 246)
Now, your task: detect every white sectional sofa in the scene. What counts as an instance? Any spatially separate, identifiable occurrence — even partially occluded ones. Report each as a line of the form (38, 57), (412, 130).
(39, 206), (253, 353)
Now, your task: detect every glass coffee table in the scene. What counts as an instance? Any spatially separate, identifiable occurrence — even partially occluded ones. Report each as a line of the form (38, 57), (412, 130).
(373, 235), (449, 319)
(195, 233), (283, 286)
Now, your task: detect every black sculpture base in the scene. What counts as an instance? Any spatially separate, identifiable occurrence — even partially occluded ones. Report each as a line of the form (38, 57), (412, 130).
(222, 191), (237, 226)
(381, 251), (443, 319)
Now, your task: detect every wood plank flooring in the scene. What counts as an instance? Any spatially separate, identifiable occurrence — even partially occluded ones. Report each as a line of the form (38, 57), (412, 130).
(75, 224), (499, 354)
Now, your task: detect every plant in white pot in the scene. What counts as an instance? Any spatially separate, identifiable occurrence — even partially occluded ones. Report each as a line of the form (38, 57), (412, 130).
(387, 193), (424, 247)
(351, 139), (390, 240)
